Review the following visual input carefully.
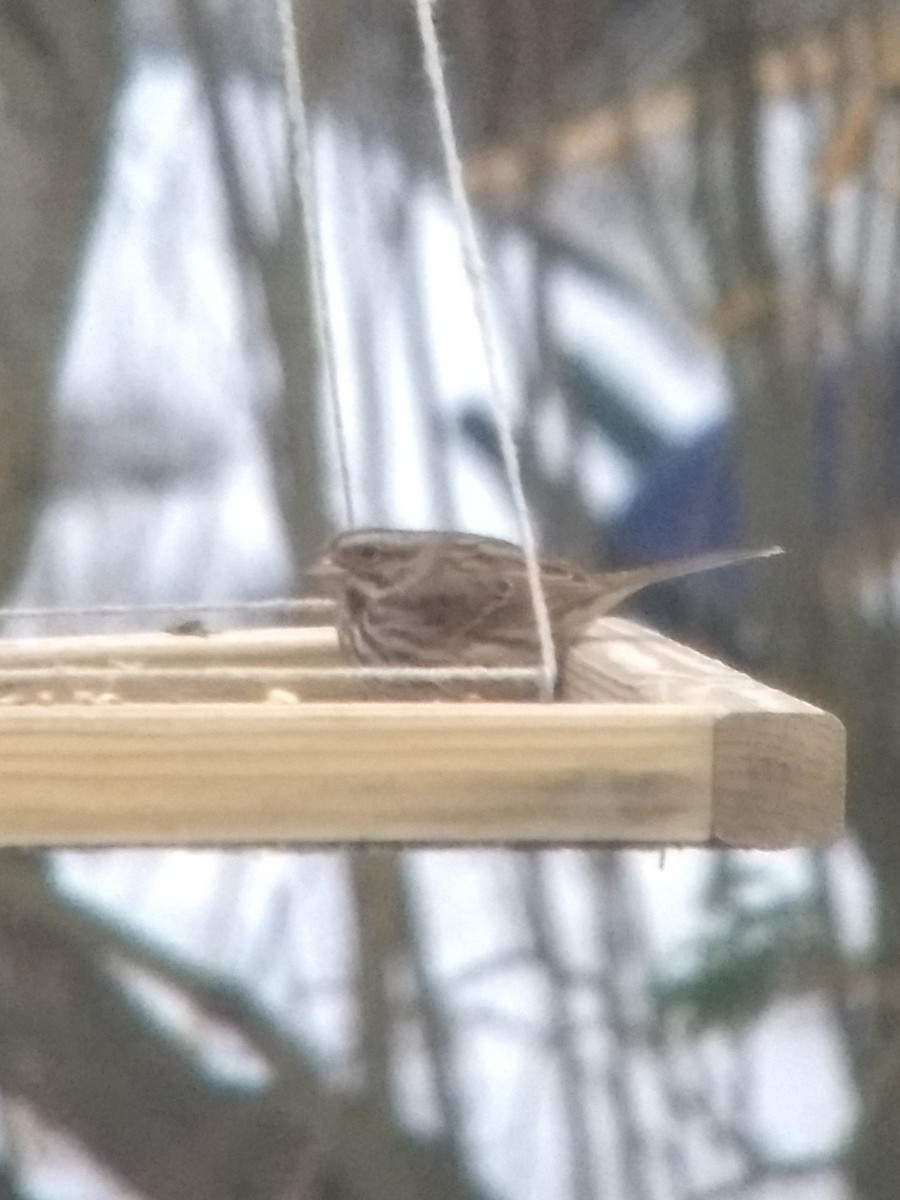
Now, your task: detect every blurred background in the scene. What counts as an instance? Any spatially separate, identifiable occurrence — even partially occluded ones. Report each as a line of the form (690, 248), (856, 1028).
(0, 0), (896, 1196)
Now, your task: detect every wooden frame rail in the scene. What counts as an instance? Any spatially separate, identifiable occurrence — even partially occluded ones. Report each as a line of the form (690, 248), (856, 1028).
(0, 620), (844, 846)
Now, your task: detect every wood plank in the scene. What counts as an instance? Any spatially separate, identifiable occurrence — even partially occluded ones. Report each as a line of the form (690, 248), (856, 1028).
(0, 618), (844, 847)
(0, 703), (714, 845)
(564, 619), (845, 847)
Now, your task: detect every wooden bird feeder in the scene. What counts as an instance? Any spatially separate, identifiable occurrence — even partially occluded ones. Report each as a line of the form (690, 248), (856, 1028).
(0, 617), (844, 847)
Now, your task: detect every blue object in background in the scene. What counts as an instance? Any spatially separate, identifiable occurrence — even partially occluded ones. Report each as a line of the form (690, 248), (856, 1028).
(608, 423), (740, 566)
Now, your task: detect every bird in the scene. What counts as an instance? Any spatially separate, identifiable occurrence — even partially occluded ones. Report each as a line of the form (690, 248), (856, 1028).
(307, 529), (782, 689)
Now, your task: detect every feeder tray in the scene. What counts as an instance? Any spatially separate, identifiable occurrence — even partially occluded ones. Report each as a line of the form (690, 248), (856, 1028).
(0, 618), (844, 847)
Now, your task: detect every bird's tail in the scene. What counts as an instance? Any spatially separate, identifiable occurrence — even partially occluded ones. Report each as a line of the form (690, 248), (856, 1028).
(594, 545), (784, 612)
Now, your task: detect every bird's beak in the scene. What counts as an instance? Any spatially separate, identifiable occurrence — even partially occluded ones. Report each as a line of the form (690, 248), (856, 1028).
(305, 553), (343, 594)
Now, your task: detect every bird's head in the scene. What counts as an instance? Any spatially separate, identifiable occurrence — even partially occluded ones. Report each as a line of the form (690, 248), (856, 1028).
(307, 529), (432, 594)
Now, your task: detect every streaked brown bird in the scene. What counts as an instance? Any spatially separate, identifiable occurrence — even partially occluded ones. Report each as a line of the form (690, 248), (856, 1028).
(308, 529), (782, 683)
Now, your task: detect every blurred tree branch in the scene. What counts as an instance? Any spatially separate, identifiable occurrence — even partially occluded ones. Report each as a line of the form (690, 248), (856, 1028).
(179, 0), (331, 572)
(0, 852), (491, 1200)
(0, 0), (123, 595)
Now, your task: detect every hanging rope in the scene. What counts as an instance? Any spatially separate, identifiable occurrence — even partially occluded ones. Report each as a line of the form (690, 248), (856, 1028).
(276, 0), (356, 525)
(413, 0), (557, 699)
(0, 664), (543, 685)
(0, 597), (333, 623)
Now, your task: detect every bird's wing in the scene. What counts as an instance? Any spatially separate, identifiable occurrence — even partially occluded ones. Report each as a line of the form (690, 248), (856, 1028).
(406, 559), (513, 634)
(376, 552), (535, 665)
(444, 550), (597, 662)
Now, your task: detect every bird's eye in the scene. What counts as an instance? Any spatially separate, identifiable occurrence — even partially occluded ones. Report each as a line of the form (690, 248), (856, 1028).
(356, 545), (379, 560)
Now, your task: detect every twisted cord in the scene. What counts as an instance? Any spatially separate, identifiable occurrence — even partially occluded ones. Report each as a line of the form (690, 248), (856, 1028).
(413, 0), (557, 699)
(0, 664), (543, 685)
(0, 597), (333, 623)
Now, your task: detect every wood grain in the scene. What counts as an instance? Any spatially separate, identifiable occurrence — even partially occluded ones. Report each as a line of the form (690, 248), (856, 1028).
(565, 619), (845, 847)
(0, 702), (713, 844)
(0, 619), (844, 847)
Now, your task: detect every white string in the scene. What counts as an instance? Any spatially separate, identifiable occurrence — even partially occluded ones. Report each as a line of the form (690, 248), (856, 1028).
(0, 664), (543, 685)
(276, 0), (355, 525)
(0, 597), (333, 622)
(413, 0), (558, 700)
